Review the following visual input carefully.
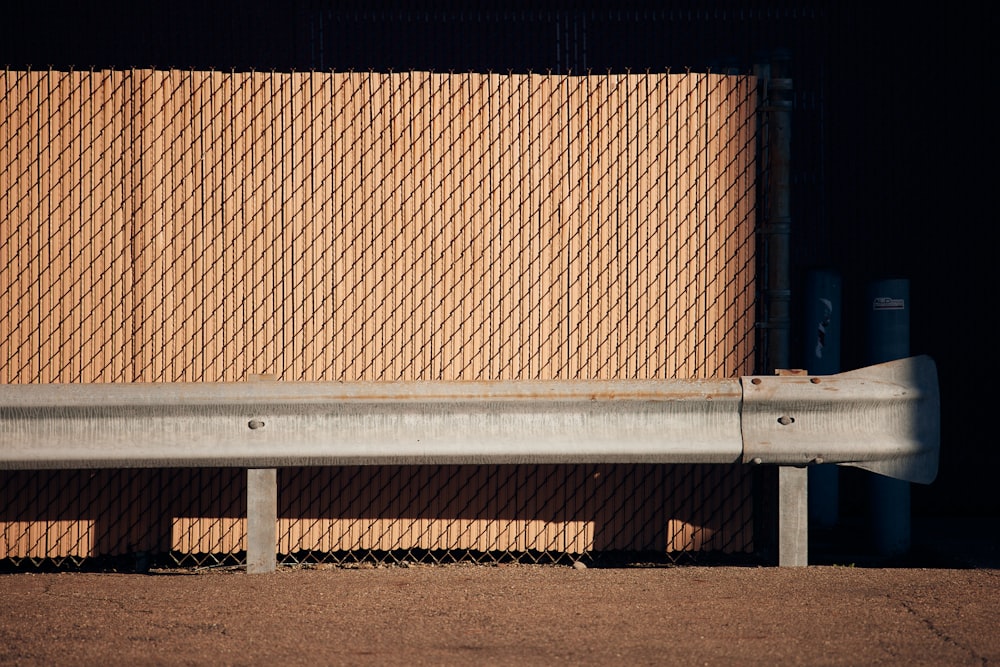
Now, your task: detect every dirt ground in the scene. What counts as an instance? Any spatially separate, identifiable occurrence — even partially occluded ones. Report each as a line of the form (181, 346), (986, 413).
(2, 562), (998, 667)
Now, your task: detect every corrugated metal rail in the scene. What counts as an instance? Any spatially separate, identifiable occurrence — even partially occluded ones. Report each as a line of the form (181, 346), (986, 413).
(0, 355), (939, 569)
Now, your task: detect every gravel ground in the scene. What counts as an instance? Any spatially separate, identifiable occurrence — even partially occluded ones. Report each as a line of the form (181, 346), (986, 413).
(2, 563), (998, 666)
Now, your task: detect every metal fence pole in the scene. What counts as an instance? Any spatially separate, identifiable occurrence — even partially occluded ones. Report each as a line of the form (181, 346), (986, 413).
(763, 49), (806, 566)
(766, 49), (793, 374)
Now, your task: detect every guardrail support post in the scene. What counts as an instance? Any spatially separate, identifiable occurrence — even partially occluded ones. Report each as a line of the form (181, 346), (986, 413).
(778, 466), (808, 566)
(247, 468), (277, 574)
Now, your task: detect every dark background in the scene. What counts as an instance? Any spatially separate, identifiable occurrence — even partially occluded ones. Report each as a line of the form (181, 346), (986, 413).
(1, 1), (993, 520)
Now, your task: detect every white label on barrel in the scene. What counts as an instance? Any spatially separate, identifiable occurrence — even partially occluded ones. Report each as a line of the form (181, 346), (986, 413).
(872, 297), (905, 310)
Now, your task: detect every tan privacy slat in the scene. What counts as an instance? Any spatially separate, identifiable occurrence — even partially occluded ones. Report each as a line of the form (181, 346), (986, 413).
(704, 74), (724, 377)
(173, 72), (200, 377)
(627, 73), (650, 379)
(35, 71), (57, 383)
(291, 71), (325, 380)
(335, 71), (368, 379)
(448, 73), (481, 379)
(673, 73), (696, 377)
(76, 70), (99, 382)
(622, 73), (644, 379)
(564, 75), (586, 379)
(33, 71), (53, 383)
(397, 71), (434, 381)
(25, 70), (40, 383)
(439, 74), (472, 380)
(57, 71), (82, 383)
(0, 70), (28, 382)
(535, 74), (569, 379)
(495, 73), (524, 378)
(174, 70), (199, 382)
(646, 75), (672, 377)
(197, 71), (225, 382)
(581, 73), (622, 378)
(382, 72), (412, 381)
(224, 72), (249, 379)
(735, 75), (757, 375)
(1, 69), (757, 559)
(103, 70), (134, 383)
(261, 71), (287, 379)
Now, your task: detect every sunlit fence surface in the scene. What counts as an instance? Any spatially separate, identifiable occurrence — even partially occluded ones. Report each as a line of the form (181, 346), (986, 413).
(0, 69), (757, 568)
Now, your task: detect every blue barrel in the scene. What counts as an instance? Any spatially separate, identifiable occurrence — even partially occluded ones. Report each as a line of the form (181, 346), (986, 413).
(804, 270), (841, 529)
(866, 278), (911, 557)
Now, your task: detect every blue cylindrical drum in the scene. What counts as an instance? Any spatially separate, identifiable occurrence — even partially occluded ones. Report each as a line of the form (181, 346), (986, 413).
(805, 270), (842, 529)
(866, 278), (911, 557)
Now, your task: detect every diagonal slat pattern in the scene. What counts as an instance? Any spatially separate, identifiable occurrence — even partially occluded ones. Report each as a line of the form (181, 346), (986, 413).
(1, 68), (757, 565)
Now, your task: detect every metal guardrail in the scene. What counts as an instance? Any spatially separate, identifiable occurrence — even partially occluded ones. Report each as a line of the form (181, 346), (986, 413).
(0, 355), (939, 568)
(742, 355), (939, 485)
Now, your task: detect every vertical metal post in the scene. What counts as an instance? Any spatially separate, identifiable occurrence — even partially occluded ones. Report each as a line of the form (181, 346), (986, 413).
(765, 49), (793, 374)
(247, 468), (277, 574)
(866, 278), (911, 557)
(779, 466), (809, 566)
(805, 269), (842, 529)
(763, 49), (804, 566)
(752, 59), (770, 371)
(246, 374), (278, 573)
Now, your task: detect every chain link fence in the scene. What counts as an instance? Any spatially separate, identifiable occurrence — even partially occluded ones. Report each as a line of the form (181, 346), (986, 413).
(1, 68), (758, 569)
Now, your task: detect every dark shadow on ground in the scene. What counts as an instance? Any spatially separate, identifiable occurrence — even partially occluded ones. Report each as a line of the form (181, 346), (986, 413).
(810, 516), (1000, 569)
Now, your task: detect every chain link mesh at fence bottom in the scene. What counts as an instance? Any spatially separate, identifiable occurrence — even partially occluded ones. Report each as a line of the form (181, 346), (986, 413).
(0, 468), (244, 571)
(1, 464), (754, 571)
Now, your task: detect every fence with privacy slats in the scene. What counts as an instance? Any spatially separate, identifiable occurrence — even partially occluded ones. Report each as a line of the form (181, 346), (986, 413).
(0, 68), (757, 567)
